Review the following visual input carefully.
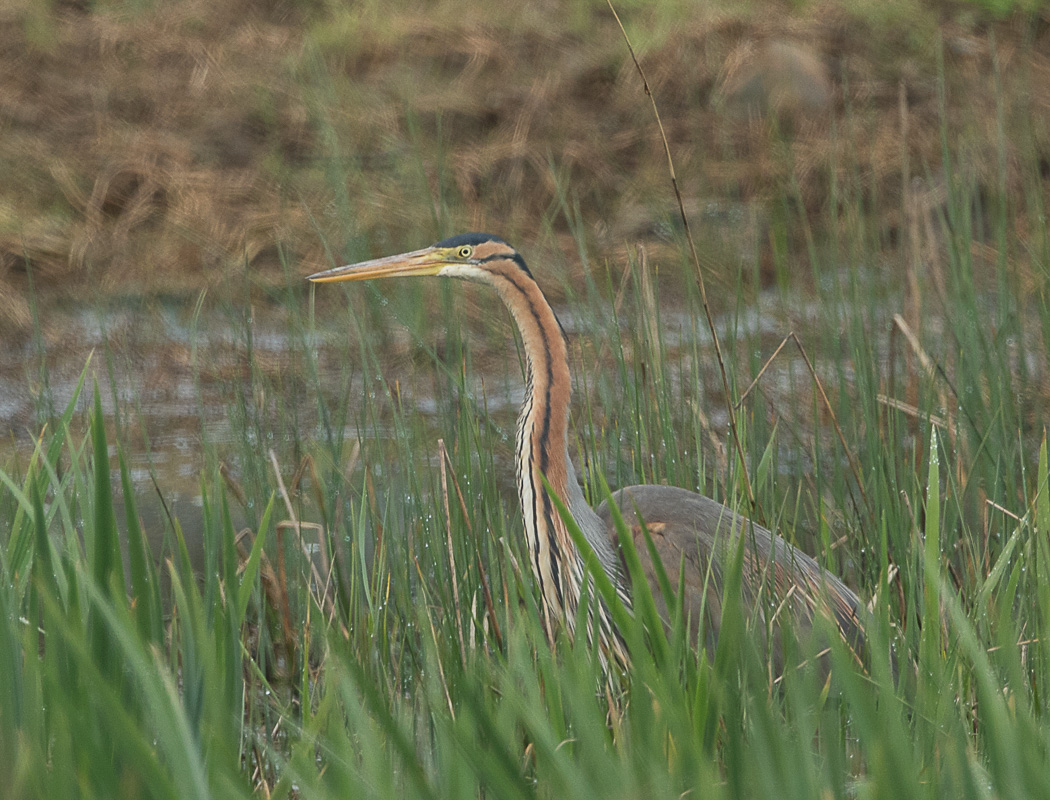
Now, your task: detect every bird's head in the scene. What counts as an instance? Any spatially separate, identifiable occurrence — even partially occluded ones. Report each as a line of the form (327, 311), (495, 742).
(307, 233), (530, 285)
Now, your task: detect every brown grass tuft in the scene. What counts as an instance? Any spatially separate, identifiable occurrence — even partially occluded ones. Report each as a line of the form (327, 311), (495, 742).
(1, 0), (1048, 330)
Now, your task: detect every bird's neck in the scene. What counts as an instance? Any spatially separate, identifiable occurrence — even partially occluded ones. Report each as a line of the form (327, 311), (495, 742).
(486, 267), (624, 649)
(498, 278), (578, 628)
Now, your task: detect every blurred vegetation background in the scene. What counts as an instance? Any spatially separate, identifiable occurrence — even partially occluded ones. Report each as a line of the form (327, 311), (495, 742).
(1, 0), (1047, 321)
(3, 1), (1050, 798)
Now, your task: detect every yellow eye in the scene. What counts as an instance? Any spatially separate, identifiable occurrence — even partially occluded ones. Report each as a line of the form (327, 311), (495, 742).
(457, 245), (473, 259)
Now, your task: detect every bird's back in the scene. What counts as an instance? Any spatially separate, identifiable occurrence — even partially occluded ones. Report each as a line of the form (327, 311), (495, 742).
(595, 484), (866, 672)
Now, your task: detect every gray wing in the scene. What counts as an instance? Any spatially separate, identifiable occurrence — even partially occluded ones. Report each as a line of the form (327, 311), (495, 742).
(595, 484), (866, 672)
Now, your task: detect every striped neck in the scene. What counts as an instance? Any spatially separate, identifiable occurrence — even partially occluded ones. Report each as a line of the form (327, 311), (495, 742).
(475, 256), (626, 660)
(485, 262), (577, 624)
(508, 283), (577, 632)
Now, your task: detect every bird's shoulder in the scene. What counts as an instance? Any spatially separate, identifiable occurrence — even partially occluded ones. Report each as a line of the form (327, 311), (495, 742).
(594, 484), (773, 551)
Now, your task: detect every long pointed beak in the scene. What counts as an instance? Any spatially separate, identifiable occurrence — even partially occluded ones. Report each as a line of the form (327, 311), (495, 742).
(307, 246), (451, 284)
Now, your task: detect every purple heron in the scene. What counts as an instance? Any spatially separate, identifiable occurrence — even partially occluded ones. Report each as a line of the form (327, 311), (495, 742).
(309, 233), (866, 671)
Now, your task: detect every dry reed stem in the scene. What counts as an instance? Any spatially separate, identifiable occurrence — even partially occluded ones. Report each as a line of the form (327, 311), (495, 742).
(636, 245), (664, 390)
(269, 449), (338, 624)
(606, 0), (757, 514)
(984, 498), (1022, 523)
(735, 336), (792, 408)
(690, 399), (730, 482)
(586, 239), (638, 377)
(875, 394), (950, 430)
(889, 313), (974, 502)
(737, 331), (871, 517)
(219, 461), (248, 506)
(287, 454), (342, 622)
(439, 441), (504, 650)
(414, 555), (456, 719)
(271, 520), (295, 660)
(891, 314), (956, 441)
(234, 527), (279, 608)
(437, 438), (467, 664)
(901, 80), (922, 340)
(786, 332), (870, 516)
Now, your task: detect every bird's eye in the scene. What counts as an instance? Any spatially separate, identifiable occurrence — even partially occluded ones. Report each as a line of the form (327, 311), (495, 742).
(457, 245), (473, 259)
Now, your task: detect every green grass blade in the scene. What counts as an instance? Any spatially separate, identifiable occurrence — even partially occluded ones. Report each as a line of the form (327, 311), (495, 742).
(89, 383), (125, 677)
(237, 493), (275, 622)
(119, 450), (162, 645)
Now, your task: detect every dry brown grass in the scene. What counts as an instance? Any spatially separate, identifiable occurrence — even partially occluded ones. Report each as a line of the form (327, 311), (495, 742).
(0, 0), (1048, 332)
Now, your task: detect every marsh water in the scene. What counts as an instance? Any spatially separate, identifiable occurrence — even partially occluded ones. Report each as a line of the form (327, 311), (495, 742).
(0, 266), (928, 574)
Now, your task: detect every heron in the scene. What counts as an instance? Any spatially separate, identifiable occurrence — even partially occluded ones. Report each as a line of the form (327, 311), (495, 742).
(309, 232), (866, 673)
